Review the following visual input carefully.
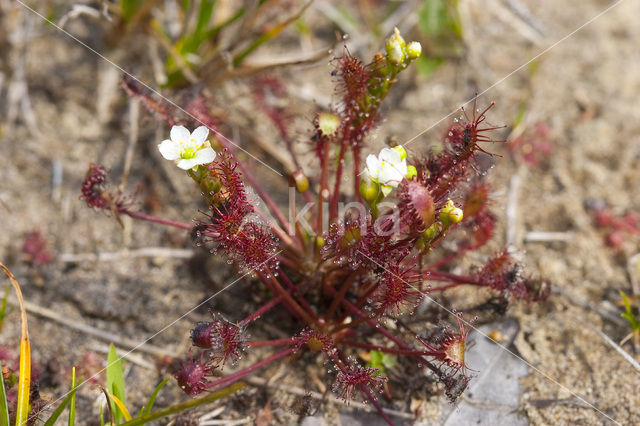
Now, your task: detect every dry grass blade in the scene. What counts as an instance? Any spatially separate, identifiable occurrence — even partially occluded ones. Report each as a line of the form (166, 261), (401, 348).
(103, 389), (133, 422)
(0, 263), (30, 426)
(592, 328), (640, 374)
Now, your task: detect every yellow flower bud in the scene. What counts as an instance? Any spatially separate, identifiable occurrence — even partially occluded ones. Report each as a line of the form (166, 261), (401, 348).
(440, 199), (464, 227)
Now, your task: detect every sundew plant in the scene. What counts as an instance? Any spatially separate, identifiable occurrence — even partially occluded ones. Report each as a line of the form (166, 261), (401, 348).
(82, 29), (549, 423)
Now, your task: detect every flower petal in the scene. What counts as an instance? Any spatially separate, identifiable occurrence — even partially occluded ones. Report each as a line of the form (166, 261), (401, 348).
(366, 155), (380, 178)
(176, 158), (200, 170)
(158, 139), (181, 160)
(170, 125), (190, 144)
(379, 147), (401, 164)
(378, 166), (403, 187)
(394, 159), (408, 177)
(193, 147), (216, 165)
(191, 126), (210, 145)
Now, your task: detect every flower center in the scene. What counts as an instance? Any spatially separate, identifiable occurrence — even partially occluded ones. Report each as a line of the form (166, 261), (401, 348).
(181, 147), (196, 159)
(445, 340), (465, 366)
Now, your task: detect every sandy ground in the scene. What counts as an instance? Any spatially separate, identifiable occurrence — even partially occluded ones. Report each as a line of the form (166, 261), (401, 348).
(1, 0), (639, 424)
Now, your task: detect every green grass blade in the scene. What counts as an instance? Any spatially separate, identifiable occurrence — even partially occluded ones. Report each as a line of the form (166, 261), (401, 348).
(232, 1), (311, 67)
(106, 344), (126, 424)
(0, 284), (10, 332)
(620, 290), (640, 331)
(182, 0), (217, 55)
(139, 378), (170, 417)
(195, 0), (217, 37)
(0, 361), (10, 426)
(203, 8), (244, 42)
(122, 383), (243, 426)
(68, 367), (77, 426)
(43, 387), (79, 426)
(121, 0), (145, 21)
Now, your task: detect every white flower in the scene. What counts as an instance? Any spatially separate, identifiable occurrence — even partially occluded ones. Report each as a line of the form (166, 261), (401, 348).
(158, 125), (216, 170)
(365, 146), (408, 196)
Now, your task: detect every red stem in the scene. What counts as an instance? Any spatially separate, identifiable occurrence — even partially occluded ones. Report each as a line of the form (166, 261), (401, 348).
(276, 255), (299, 270)
(119, 209), (195, 231)
(331, 306), (384, 333)
(340, 340), (437, 357)
(359, 385), (395, 426)
(330, 139), (348, 221)
(251, 207), (301, 256)
(239, 272), (313, 326)
(325, 271), (358, 321)
(277, 270), (316, 318)
(245, 338), (297, 347)
(419, 270), (485, 286)
(316, 138), (331, 258)
(353, 145), (362, 203)
(352, 280), (378, 310)
(427, 282), (469, 292)
(205, 347), (294, 391)
(257, 271), (315, 325)
(427, 250), (465, 269)
(240, 296), (283, 325)
(235, 160), (294, 239)
(256, 271), (303, 321)
(326, 287), (443, 379)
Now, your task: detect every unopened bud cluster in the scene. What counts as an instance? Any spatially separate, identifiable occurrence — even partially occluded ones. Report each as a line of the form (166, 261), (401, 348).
(385, 27), (422, 67)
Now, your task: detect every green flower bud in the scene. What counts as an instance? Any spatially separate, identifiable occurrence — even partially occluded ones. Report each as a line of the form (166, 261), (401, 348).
(360, 176), (380, 203)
